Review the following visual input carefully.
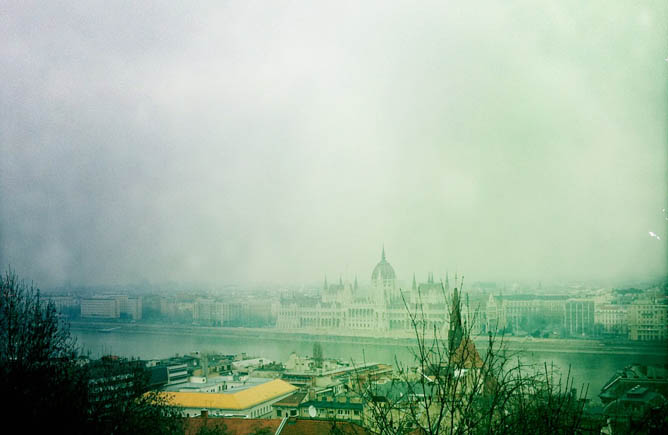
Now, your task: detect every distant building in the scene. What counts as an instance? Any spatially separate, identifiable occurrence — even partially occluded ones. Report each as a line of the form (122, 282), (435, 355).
(486, 294), (567, 334)
(193, 299), (273, 327)
(81, 297), (120, 318)
(80, 295), (142, 320)
(277, 247), (472, 337)
(44, 295), (78, 311)
(564, 300), (594, 337)
(123, 296), (142, 320)
(627, 300), (668, 341)
(594, 304), (628, 336)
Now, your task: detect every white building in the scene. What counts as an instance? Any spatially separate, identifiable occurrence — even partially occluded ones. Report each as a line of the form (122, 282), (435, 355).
(277, 247), (469, 337)
(627, 300), (668, 341)
(594, 304), (628, 335)
(81, 297), (120, 318)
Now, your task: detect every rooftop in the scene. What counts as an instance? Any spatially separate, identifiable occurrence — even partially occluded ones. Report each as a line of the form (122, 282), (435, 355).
(158, 379), (297, 410)
(299, 399), (363, 411)
(273, 391), (308, 407)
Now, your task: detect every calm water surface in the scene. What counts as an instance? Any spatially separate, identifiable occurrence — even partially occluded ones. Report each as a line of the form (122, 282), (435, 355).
(72, 328), (666, 405)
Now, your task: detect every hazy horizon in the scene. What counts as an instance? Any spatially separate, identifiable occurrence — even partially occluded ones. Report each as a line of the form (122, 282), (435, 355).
(2, 1), (667, 288)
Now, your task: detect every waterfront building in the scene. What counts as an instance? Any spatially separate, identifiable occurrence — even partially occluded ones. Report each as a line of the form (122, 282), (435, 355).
(44, 295), (78, 311)
(194, 299), (274, 327)
(564, 299), (595, 337)
(81, 297), (120, 319)
(627, 299), (668, 341)
(485, 293), (567, 333)
(276, 247), (470, 337)
(80, 295), (142, 320)
(594, 304), (629, 336)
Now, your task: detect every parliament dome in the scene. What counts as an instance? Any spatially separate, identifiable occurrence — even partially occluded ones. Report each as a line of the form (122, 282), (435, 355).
(371, 246), (396, 281)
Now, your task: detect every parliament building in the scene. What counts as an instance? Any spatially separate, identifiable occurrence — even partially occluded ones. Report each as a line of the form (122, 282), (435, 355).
(277, 247), (476, 336)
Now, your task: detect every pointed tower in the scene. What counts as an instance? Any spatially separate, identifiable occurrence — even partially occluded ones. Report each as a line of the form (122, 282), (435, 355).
(448, 287), (464, 353)
(445, 272), (450, 291)
(323, 275), (328, 291)
(412, 273), (417, 292)
(354, 275), (358, 292)
(371, 245), (397, 306)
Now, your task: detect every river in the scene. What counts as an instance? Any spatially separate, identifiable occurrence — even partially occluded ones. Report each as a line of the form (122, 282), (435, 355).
(71, 325), (667, 405)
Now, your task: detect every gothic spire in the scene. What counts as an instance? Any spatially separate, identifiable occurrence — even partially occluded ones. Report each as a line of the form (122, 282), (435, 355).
(449, 286), (463, 353)
(412, 273), (417, 291)
(323, 275), (328, 291)
(381, 244), (386, 261)
(354, 274), (358, 291)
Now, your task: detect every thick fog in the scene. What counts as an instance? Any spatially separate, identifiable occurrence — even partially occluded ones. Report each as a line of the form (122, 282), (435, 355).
(1, 1), (666, 287)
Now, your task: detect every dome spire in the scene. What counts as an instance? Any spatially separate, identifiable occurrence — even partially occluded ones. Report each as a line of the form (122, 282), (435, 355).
(381, 244), (386, 261)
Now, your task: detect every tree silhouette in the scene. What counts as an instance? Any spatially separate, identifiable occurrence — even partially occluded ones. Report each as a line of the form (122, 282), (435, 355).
(0, 269), (182, 434)
(354, 279), (590, 434)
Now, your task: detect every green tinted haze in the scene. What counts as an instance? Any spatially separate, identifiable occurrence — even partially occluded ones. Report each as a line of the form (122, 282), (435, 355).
(1, 1), (666, 287)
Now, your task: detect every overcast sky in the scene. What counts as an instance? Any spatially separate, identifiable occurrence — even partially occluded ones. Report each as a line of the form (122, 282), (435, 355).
(1, 1), (666, 288)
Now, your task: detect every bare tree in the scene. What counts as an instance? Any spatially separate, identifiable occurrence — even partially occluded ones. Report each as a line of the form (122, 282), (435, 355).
(0, 269), (89, 430)
(354, 278), (589, 434)
(0, 269), (183, 434)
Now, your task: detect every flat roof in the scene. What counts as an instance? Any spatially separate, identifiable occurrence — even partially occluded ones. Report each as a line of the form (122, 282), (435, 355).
(158, 379), (297, 410)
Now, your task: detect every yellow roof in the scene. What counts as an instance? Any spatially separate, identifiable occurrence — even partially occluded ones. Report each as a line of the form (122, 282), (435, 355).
(159, 379), (297, 410)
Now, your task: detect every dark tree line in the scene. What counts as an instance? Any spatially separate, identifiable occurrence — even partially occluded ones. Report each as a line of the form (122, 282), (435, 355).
(0, 270), (182, 434)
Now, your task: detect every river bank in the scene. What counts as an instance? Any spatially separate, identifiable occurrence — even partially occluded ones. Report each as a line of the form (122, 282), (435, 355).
(68, 320), (667, 357)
